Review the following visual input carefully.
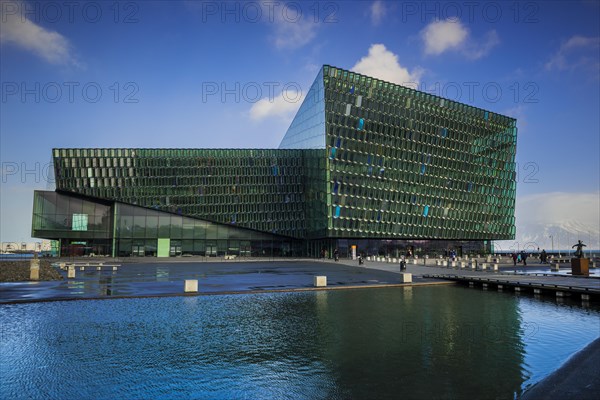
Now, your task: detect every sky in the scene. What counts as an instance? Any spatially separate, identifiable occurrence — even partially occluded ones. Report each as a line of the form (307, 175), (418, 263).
(1, 0), (599, 251)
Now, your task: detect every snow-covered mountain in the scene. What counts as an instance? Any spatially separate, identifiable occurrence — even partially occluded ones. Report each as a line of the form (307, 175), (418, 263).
(494, 191), (600, 253)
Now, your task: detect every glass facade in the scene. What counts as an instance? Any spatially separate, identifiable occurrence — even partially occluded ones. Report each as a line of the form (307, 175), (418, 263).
(34, 65), (517, 257)
(52, 148), (328, 239)
(32, 191), (113, 256)
(279, 68), (326, 149)
(32, 191), (301, 257)
(321, 65), (516, 241)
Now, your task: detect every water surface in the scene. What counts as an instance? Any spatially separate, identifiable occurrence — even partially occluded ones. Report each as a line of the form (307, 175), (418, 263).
(1, 286), (598, 399)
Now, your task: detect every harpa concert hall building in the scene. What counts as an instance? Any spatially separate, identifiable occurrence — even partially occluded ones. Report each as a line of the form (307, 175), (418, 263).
(32, 65), (517, 258)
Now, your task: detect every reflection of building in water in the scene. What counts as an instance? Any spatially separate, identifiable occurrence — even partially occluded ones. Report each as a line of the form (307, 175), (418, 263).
(31, 65), (517, 258)
(318, 287), (525, 398)
(156, 267), (169, 282)
(99, 276), (113, 296)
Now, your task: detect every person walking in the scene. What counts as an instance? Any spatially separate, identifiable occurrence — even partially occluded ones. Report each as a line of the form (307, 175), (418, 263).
(400, 256), (407, 271)
(540, 249), (547, 264)
(511, 252), (518, 266)
(334, 248), (339, 262)
(520, 251), (528, 266)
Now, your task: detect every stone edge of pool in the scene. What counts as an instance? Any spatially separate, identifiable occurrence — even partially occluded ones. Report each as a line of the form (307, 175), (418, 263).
(0, 280), (454, 305)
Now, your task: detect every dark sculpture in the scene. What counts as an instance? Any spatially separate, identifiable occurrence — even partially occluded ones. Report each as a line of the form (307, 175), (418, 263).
(572, 240), (587, 258)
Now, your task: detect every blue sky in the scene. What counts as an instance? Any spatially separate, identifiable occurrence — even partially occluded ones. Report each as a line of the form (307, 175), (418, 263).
(1, 0), (599, 250)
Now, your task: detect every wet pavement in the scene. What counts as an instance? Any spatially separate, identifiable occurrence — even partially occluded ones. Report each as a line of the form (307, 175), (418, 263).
(0, 260), (449, 303)
(2, 257), (597, 304)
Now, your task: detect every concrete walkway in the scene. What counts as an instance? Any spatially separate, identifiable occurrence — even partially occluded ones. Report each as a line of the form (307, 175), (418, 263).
(338, 257), (600, 279)
(0, 260), (448, 304)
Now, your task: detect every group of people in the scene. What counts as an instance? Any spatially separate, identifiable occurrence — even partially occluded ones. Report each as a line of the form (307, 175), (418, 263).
(511, 251), (529, 266)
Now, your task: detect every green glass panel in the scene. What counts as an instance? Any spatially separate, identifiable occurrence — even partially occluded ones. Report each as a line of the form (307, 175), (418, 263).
(157, 238), (170, 257)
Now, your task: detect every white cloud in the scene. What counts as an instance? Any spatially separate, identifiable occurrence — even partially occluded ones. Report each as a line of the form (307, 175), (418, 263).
(249, 89), (305, 121)
(495, 192), (600, 252)
(272, 17), (317, 49)
(265, 1), (318, 50)
(421, 19), (468, 55)
(463, 30), (499, 60)
(421, 19), (498, 59)
(352, 44), (423, 86)
(545, 35), (600, 71)
(369, 1), (386, 26)
(0, 1), (79, 66)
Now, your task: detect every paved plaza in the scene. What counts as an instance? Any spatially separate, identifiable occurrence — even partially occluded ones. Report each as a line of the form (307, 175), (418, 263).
(1, 256), (598, 304)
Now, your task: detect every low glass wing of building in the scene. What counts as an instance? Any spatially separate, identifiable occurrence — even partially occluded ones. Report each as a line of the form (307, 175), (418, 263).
(32, 191), (302, 257)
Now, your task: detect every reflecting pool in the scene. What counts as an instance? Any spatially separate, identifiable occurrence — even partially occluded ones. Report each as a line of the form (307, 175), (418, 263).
(1, 286), (599, 399)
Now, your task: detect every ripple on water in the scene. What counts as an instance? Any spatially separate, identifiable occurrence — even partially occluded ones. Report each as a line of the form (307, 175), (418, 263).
(0, 287), (598, 400)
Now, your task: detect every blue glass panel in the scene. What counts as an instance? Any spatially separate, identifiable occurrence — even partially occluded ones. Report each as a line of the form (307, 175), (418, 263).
(420, 164), (426, 175)
(279, 68), (326, 149)
(334, 205), (341, 218)
(423, 205), (429, 217)
(330, 148), (336, 159)
(357, 118), (364, 131)
(333, 181), (339, 194)
(349, 85), (355, 94)
(335, 137), (341, 148)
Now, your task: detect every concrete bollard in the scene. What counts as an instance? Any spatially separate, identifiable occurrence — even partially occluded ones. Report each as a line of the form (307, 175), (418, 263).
(486, 255), (492, 262)
(112, 266), (118, 271)
(184, 279), (198, 292)
(399, 273), (412, 283)
(556, 291), (565, 297)
(59, 262), (66, 270)
(582, 294), (590, 301)
(96, 266), (102, 271)
(392, 258), (397, 263)
(29, 259), (40, 280)
(436, 260), (441, 266)
(534, 288), (541, 294)
(29, 268), (39, 280)
(481, 263), (488, 271)
(498, 285), (503, 291)
(492, 264), (498, 271)
(460, 261), (466, 269)
(470, 262), (476, 270)
(482, 283), (488, 290)
(469, 282), (474, 287)
(551, 263), (560, 271)
(451, 261), (457, 268)
(80, 266), (85, 271)
(442, 261), (448, 267)
(314, 276), (327, 287)
(515, 287), (521, 292)
(67, 266), (76, 279)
